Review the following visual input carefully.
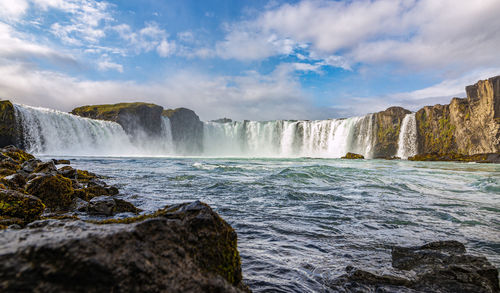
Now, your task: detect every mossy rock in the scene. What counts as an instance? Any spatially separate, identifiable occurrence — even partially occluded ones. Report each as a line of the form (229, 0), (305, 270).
(0, 101), (20, 148)
(0, 190), (45, 223)
(76, 169), (98, 182)
(408, 152), (490, 162)
(26, 175), (74, 210)
(342, 152), (365, 159)
(1, 148), (35, 164)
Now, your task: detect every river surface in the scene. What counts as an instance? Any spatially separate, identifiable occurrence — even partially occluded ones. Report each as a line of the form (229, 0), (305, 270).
(44, 156), (500, 292)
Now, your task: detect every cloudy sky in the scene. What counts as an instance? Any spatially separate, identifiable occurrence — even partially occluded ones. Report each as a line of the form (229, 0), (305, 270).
(0, 0), (499, 121)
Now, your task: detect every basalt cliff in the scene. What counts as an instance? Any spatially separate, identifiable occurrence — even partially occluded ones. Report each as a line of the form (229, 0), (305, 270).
(0, 76), (499, 159)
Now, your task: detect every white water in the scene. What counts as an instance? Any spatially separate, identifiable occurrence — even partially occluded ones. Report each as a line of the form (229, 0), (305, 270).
(203, 114), (377, 158)
(396, 113), (418, 159)
(13, 104), (174, 156)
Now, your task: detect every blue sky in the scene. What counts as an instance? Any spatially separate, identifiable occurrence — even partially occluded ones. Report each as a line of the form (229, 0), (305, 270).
(0, 0), (499, 121)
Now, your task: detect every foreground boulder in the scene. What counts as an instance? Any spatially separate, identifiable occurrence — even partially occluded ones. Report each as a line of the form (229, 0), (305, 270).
(0, 201), (249, 292)
(329, 241), (499, 293)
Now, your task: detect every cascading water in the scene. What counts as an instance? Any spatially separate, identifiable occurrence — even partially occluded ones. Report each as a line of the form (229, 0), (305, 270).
(13, 104), (174, 156)
(396, 113), (418, 159)
(202, 114), (377, 158)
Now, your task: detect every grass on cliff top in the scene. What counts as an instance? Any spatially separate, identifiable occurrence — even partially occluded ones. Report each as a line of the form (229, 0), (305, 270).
(72, 102), (161, 115)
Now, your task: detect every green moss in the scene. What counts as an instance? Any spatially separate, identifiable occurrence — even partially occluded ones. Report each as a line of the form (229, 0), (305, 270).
(408, 153), (490, 162)
(72, 102), (160, 121)
(26, 175), (74, 210)
(76, 169), (97, 182)
(2, 149), (35, 164)
(0, 191), (45, 223)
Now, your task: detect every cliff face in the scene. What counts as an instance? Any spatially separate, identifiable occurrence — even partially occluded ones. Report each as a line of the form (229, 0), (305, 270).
(0, 101), (21, 148)
(372, 106), (411, 158)
(163, 108), (203, 154)
(72, 102), (164, 138)
(415, 76), (500, 155)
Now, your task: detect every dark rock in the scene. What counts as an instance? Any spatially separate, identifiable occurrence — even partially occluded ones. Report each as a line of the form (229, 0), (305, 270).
(1, 173), (26, 190)
(70, 197), (88, 212)
(20, 158), (41, 173)
(329, 241), (499, 293)
(163, 107), (203, 154)
(33, 161), (58, 174)
(0, 190), (45, 223)
(58, 165), (77, 179)
(0, 146), (35, 164)
(71, 102), (164, 139)
(52, 159), (71, 165)
(26, 174), (74, 210)
(0, 201), (248, 292)
(88, 196), (116, 216)
(88, 197), (138, 216)
(408, 152), (500, 163)
(211, 118), (233, 123)
(114, 198), (139, 214)
(341, 152), (365, 159)
(0, 101), (21, 148)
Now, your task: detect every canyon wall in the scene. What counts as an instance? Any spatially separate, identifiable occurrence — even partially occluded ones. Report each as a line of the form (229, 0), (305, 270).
(415, 76), (500, 155)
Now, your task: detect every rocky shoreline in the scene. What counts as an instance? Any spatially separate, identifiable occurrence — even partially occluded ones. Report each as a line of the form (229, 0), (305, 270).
(1, 147), (499, 292)
(0, 146), (249, 292)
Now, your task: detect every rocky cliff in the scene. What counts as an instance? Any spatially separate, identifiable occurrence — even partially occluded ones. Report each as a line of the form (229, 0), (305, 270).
(163, 108), (204, 154)
(71, 102), (164, 138)
(415, 76), (500, 155)
(372, 106), (411, 158)
(0, 101), (20, 148)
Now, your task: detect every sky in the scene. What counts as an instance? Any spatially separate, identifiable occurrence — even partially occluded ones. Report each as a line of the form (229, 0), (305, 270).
(0, 0), (499, 121)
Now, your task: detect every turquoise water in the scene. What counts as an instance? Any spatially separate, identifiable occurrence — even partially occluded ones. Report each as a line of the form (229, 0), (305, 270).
(59, 157), (500, 292)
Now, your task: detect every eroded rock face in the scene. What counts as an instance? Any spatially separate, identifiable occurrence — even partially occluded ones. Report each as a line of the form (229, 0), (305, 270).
(329, 240), (499, 293)
(373, 107), (411, 158)
(0, 201), (248, 293)
(163, 108), (203, 154)
(0, 101), (21, 148)
(71, 102), (164, 138)
(416, 76), (500, 155)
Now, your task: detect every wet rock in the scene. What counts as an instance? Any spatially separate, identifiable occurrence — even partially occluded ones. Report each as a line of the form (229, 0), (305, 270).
(0, 201), (248, 292)
(76, 169), (98, 182)
(88, 196), (116, 216)
(33, 161), (58, 174)
(0, 190), (45, 223)
(52, 159), (71, 165)
(0, 146), (35, 164)
(1, 173), (26, 190)
(88, 197), (139, 216)
(163, 107), (204, 154)
(20, 158), (41, 173)
(59, 165), (78, 179)
(408, 152), (500, 163)
(341, 152), (365, 159)
(329, 241), (499, 293)
(26, 174), (74, 210)
(70, 197), (88, 212)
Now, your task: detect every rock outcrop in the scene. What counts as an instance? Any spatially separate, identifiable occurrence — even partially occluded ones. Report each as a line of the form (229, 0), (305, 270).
(373, 107), (411, 158)
(329, 240), (499, 293)
(163, 108), (204, 154)
(0, 146), (138, 226)
(0, 101), (20, 148)
(415, 76), (500, 155)
(342, 152), (364, 159)
(0, 201), (248, 293)
(71, 102), (164, 138)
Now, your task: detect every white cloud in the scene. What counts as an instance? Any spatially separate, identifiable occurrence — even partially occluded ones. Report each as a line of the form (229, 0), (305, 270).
(97, 58), (123, 73)
(32, 0), (113, 45)
(0, 0), (29, 20)
(216, 0), (500, 74)
(0, 22), (75, 64)
(156, 39), (175, 57)
(0, 62), (317, 121)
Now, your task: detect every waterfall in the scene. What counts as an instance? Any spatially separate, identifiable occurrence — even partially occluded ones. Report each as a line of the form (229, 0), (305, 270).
(13, 104), (174, 156)
(396, 113), (418, 159)
(202, 114), (377, 158)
